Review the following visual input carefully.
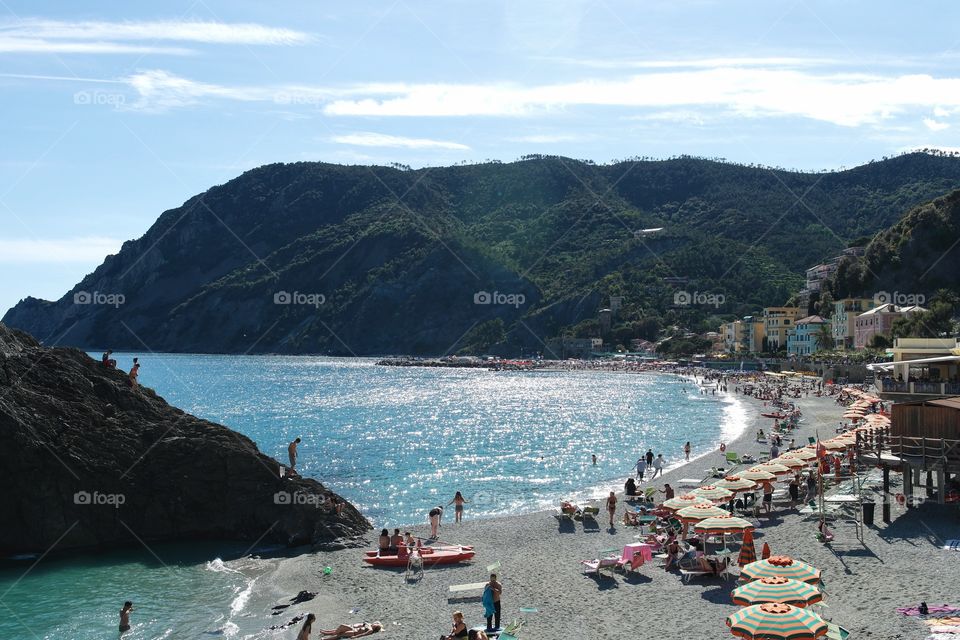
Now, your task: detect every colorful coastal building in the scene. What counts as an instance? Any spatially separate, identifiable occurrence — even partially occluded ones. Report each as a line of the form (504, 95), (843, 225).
(868, 338), (960, 397)
(832, 298), (874, 349)
(853, 303), (926, 349)
(786, 315), (830, 356)
(763, 306), (804, 352)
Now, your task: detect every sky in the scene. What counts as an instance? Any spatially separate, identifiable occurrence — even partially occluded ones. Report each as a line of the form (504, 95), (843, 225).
(3, 0), (960, 314)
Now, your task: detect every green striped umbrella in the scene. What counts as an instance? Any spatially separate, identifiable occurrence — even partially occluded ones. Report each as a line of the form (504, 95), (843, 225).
(740, 468), (777, 482)
(756, 462), (792, 476)
(740, 556), (822, 584)
(693, 515), (754, 535)
(662, 494), (712, 511)
(737, 528), (756, 567)
(731, 576), (824, 607)
(770, 456), (806, 469)
(727, 602), (828, 639)
(676, 503), (729, 522)
(690, 485), (735, 502)
(716, 475), (758, 493)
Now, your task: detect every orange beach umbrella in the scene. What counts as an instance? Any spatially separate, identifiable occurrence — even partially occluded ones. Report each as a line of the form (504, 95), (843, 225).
(726, 602), (828, 639)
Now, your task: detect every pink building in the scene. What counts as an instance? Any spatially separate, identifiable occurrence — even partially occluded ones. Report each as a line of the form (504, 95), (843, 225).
(854, 304), (925, 349)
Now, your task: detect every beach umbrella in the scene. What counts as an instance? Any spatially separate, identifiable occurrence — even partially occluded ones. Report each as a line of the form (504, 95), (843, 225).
(690, 485), (735, 502)
(693, 515), (755, 536)
(677, 503), (729, 522)
(662, 494), (711, 511)
(821, 439), (849, 451)
(737, 528), (757, 567)
(741, 556), (821, 584)
(716, 475), (758, 493)
(787, 448), (818, 461)
(756, 462), (792, 476)
(761, 542), (771, 559)
(726, 602), (828, 639)
(770, 456), (806, 469)
(740, 468), (777, 482)
(731, 576), (824, 607)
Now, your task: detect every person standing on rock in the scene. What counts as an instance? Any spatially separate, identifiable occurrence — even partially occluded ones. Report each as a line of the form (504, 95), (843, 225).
(128, 358), (140, 388)
(288, 437), (301, 474)
(119, 601), (133, 634)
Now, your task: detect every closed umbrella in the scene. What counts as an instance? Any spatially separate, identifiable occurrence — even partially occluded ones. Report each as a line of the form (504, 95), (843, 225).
(737, 528), (757, 567)
(662, 494), (711, 511)
(731, 576), (824, 608)
(761, 542), (771, 559)
(727, 602), (828, 639)
(741, 555), (821, 584)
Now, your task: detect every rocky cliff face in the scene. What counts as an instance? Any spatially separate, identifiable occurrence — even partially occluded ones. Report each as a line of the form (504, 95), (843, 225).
(0, 323), (370, 554)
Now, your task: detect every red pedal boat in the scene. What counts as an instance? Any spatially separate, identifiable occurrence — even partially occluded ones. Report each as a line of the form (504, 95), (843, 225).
(761, 412), (787, 419)
(363, 545), (475, 567)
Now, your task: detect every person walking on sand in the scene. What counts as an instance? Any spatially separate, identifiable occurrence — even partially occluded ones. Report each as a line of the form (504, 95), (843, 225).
(447, 491), (469, 523)
(606, 491), (617, 527)
(684, 441), (691, 461)
(635, 457), (646, 481)
(645, 448), (654, 466)
(429, 505), (444, 538)
(651, 453), (665, 479)
(288, 437), (301, 473)
(762, 480), (774, 515)
(128, 358), (140, 388)
(483, 573), (502, 631)
(297, 613), (315, 640)
(119, 601), (133, 634)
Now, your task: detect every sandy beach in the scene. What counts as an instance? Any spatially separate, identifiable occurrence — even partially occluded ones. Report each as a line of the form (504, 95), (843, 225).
(244, 381), (957, 640)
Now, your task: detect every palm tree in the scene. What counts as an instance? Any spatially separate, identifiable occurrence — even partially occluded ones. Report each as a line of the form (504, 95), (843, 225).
(815, 322), (834, 353)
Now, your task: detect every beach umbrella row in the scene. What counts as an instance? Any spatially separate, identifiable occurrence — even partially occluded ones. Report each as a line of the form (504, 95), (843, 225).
(740, 555), (821, 584)
(731, 576), (823, 607)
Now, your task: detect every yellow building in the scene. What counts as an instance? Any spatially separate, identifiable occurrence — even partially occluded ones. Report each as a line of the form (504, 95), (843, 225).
(726, 316), (764, 352)
(763, 306), (804, 351)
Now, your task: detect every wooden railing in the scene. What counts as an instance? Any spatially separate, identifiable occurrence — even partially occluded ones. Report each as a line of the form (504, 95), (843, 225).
(887, 436), (960, 468)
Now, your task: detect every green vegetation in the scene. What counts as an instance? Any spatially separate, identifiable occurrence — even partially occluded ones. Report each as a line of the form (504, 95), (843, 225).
(6, 152), (960, 355)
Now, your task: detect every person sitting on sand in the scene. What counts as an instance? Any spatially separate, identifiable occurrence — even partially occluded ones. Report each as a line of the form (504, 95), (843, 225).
(661, 483), (675, 501)
(119, 601), (133, 634)
(378, 529), (390, 554)
(624, 477), (638, 496)
(297, 613), (316, 640)
(318, 621), (383, 639)
(440, 611), (468, 640)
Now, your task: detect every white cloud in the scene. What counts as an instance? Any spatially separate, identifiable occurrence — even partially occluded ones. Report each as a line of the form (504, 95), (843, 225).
(0, 37), (193, 55)
(0, 237), (123, 263)
(0, 18), (310, 45)
(331, 132), (469, 150)
(543, 56), (839, 70)
(0, 18), (310, 55)
(507, 133), (585, 143)
(923, 117), (950, 131)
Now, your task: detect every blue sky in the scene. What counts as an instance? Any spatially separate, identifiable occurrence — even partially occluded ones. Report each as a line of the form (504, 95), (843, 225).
(2, 0), (960, 314)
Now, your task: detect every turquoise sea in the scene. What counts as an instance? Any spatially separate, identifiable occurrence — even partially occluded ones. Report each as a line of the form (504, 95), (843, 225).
(0, 356), (745, 639)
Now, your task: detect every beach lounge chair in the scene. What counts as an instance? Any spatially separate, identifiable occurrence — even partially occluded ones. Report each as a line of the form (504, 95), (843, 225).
(826, 623), (850, 640)
(725, 451), (741, 465)
(615, 548), (647, 573)
(556, 502), (578, 519)
(678, 554), (714, 583)
(580, 506), (599, 521)
(580, 556), (618, 576)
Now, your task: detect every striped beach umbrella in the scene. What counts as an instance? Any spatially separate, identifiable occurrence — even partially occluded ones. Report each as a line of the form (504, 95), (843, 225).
(770, 456), (806, 469)
(716, 475), (758, 493)
(693, 515), (754, 535)
(726, 602), (828, 639)
(756, 462), (792, 476)
(821, 439), (849, 451)
(740, 556), (821, 584)
(661, 494), (711, 511)
(737, 528), (757, 567)
(690, 485), (735, 502)
(740, 467), (777, 482)
(791, 448), (818, 460)
(731, 576), (824, 607)
(677, 503), (729, 522)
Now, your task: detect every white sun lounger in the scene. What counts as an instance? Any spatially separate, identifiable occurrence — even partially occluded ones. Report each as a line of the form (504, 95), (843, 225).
(449, 582), (487, 593)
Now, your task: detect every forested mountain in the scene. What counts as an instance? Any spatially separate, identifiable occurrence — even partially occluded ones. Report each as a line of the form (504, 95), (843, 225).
(6, 152), (960, 355)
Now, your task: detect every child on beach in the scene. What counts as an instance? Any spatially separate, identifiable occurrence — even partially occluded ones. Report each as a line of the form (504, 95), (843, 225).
(119, 601), (133, 634)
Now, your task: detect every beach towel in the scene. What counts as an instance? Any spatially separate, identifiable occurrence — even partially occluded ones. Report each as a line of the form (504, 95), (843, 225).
(897, 604), (960, 616)
(482, 585), (495, 618)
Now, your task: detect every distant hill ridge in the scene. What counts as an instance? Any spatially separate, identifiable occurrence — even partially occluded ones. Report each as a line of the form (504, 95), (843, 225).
(5, 152), (960, 355)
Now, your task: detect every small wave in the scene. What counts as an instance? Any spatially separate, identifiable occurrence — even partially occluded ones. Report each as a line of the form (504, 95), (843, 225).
(231, 577), (257, 615)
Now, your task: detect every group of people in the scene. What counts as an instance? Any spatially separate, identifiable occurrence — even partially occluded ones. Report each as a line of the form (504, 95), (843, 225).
(101, 350), (140, 388)
(439, 573), (502, 639)
(634, 447), (670, 481)
(378, 528), (416, 554)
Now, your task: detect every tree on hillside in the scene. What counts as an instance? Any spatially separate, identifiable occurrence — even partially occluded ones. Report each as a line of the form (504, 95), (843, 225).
(815, 323), (834, 351)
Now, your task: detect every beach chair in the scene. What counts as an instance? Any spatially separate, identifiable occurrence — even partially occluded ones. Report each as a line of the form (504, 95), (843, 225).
(678, 554), (714, 583)
(725, 451), (741, 465)
(808, 436), (817, 445)
(615, 548), (647, 573)
(556, 502), (578, 520)
(580, 506), (600, 521)
(406, 549), (424, 580)
(580, 556), (618, 576)
(826, 623), (850, 640)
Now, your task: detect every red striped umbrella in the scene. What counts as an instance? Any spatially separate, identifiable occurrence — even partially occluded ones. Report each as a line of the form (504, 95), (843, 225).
(741, 556), (821, 584)
(677, 503), (729, 523)
(727, 602), (828, 639)
(761, 542), (771, 559)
